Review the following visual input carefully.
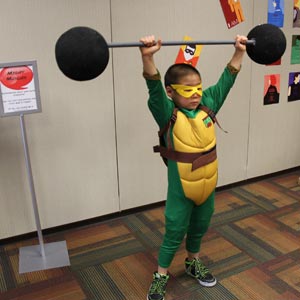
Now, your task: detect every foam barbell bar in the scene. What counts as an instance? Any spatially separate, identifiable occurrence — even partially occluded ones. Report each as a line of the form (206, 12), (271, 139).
(108, 40), (256, 47)
(55, 23), (286, 81)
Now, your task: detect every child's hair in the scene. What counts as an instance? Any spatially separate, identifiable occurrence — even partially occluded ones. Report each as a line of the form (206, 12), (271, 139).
(164, 63), (201, 87)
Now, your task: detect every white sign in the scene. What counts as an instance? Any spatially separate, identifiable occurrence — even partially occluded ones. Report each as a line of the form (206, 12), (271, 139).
(0, 61), (41, 117)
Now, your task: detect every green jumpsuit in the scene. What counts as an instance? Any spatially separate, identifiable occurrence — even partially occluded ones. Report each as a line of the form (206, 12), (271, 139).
(145, 65), (238, 268)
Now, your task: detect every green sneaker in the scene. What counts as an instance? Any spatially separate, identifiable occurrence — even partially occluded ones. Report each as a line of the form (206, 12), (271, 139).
(185, 258), (217, 287)
(147, 272), (169, 300)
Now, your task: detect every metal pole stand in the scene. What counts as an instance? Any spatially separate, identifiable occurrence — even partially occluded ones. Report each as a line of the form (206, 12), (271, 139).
(18, 114), (70, 273)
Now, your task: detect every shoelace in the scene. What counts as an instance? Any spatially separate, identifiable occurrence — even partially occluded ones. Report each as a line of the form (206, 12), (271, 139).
(187, 259), (209, 277)
(149, 276), (168, 294)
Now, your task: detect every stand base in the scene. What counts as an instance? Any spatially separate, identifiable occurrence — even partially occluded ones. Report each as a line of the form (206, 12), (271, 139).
(19, 241), (70, 274)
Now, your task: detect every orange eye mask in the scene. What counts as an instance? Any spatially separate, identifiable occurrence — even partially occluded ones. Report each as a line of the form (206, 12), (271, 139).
(170, 83), (203, 98)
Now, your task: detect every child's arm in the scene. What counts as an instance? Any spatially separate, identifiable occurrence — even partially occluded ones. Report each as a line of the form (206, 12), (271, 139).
(140, 35), (173, 128)
(228, 35), (247, 71)
(139, 35), (162, 76)
(201, 35), (247, 113)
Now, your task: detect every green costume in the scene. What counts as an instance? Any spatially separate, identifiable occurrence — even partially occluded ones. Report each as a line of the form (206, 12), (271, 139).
(145, 65), (239, 268)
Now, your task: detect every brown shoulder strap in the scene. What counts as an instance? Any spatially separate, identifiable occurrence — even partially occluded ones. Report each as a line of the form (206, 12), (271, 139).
(158, 108), (178, 149)
(158, 107), (178, 137)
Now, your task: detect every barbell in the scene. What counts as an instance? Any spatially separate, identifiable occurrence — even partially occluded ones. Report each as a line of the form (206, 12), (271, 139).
(55, 23), (286, 81)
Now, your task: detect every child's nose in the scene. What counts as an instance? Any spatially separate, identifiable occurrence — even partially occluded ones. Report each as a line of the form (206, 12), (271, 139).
(192, 91), (201, 97)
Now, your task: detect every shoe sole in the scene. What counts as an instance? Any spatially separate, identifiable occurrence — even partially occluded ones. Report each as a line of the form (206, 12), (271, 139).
(198, 278), (217, 287)
(186, 271), (217, 287)
(147, 295), (164, 300)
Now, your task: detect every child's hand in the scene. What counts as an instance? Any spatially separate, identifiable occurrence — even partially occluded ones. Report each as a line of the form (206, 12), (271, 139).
(234, 35), (247, 52)
(139, 35), (162, 57)
(229, 35), (247, 70)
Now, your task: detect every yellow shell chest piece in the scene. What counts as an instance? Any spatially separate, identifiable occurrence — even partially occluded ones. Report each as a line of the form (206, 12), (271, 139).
(170, 83), (203, 98)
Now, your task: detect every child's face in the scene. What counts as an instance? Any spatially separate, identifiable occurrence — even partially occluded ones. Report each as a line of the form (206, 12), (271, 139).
(167, 73), (202, 110)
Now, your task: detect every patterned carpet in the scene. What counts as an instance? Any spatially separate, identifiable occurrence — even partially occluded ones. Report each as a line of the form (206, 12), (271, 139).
(0, 169), (300, 300)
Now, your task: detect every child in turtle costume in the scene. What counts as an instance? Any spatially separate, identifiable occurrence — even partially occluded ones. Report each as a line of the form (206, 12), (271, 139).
(140, 34), (247, 300)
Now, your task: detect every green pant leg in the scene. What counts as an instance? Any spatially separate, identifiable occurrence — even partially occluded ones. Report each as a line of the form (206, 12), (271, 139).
(158, 189), (194, 268)
(185, 191), (215, 253)
(158, 161), (194, 268)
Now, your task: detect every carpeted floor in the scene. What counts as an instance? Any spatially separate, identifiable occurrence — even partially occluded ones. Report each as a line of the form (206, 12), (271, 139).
(0, 170), (300, 300)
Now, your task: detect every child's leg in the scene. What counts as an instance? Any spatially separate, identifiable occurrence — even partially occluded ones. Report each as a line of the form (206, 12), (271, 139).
(185, 191), (215, 254)
(157, 266), (168, 275)
(158, 187), (194, 269)
(184, 192), (216, 287)
(148, 187), (193, 300)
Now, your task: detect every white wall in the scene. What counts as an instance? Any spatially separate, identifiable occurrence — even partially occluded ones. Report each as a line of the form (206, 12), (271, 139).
(0, 0), (120, 238)
(0, 0), (298, 239)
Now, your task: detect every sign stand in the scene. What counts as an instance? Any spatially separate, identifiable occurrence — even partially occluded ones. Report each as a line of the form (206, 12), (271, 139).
(18, 114), (70, 273)
(0, 61), (70, 273)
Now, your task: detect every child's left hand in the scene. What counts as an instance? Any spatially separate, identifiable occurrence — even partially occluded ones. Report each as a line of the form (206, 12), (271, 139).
(234, 35), (248, 52)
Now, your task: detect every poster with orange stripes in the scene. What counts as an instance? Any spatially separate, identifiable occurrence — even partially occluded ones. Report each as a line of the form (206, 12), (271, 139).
(219, 0), (245, 29)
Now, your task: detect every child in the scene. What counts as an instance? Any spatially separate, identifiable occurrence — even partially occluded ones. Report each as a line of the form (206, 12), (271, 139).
(140, 34), (247, 300)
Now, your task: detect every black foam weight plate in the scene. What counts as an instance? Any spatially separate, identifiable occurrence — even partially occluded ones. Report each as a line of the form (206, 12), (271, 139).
(246, 24), (286, 65)
(55, 27), (109, 81)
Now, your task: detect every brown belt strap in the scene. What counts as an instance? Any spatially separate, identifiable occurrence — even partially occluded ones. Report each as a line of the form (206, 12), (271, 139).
(154, 106), (222, 169)
(153, 145), (217, 171)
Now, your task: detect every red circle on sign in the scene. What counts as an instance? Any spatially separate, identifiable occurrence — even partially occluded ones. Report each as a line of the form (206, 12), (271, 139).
(0, 66), (33, 90)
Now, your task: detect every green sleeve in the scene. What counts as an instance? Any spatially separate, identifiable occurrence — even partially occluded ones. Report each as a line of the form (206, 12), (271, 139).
(146, 76), (174, 129)
(201, 66), (238, 114)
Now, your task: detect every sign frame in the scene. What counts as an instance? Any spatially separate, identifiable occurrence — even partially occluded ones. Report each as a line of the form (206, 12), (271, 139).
(0, 60), (42, 117)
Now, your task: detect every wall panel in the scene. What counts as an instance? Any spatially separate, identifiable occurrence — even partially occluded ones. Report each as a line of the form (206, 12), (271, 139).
(247, 0), (300, 178)
(0, 0), (119, 239)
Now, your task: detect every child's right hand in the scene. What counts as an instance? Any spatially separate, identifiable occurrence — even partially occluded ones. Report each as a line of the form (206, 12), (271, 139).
(139, 35), (162, 57)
